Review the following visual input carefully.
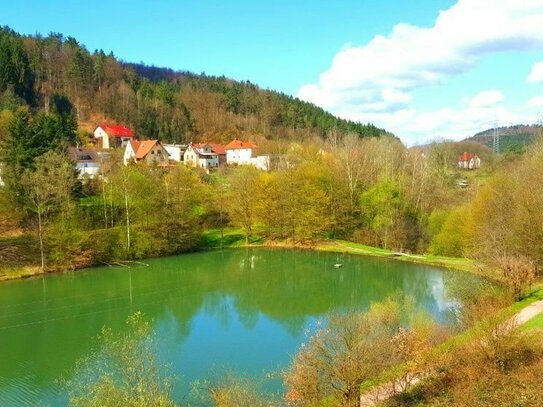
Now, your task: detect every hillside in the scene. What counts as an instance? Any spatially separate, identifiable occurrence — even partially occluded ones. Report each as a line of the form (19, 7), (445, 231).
(464, 124), (542, 152)
(0, 26), (392, 145)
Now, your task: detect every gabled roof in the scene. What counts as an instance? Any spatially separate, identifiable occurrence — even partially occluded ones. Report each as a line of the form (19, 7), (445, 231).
(127, 140), (167, 160)
(68, 147), (99, 163)
(189, 143), (219, 157)
(224, 138), (257, 150)
(128, 140), (141, 154)
(206, 143), (226, 155)
(97, 124), (134, 138)
(135, 140), (159, 159)
(459, 152), (478, 161)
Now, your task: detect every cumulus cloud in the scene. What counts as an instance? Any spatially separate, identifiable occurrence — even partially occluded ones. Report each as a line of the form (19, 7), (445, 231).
(298, 0), (543, 144)
(528, 61), (543, 82)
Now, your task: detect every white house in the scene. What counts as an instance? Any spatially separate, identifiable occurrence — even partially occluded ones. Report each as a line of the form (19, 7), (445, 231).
(183, 143), (220, 169)
(68, 147), (101, 178)
(458, 152), (481, 169)
(124, 140), (170, 166)
(94, 124), (135, 149)
(224, 139), (257, 165)
(163, 144), (187, 162)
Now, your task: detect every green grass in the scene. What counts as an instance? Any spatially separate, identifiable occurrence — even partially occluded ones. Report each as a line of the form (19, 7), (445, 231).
(316, 239), (481, 276)
(199, 228), (264, 249)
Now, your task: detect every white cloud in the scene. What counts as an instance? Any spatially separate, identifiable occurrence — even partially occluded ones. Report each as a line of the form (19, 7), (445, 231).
(528, 61), (543, 82)
(468, 90), (504, 108)
(297, 0), (543, 144)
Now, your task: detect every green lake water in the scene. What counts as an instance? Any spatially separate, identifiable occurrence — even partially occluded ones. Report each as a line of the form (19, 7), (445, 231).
(0, 248), (478, 406)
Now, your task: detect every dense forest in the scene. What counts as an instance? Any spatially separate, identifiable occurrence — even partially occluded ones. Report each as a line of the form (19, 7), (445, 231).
(0, 26), (390, 145)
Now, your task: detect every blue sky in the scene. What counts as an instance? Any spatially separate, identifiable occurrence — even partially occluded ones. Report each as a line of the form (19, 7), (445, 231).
(3, 0), (543, 144)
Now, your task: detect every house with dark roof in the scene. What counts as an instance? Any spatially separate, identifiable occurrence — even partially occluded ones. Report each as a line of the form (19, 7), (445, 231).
(68, 147), (101, 178)
(94, 124), (135, 149)
(458, 152), (481, 169)
(124, 140), (170, 166)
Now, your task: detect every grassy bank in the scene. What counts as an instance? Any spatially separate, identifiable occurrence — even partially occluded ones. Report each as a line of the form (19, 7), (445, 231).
(0, 233), (43, 281)
(200, 228), (486, 277)
(0, 227), (494, 283)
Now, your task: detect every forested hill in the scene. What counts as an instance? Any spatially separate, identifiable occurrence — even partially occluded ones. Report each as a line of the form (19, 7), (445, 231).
(464, 124), (542, 152)
(0, 26), (392, 144)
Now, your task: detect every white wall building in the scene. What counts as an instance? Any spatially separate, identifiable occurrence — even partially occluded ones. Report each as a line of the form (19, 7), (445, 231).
(163, 144), (187, 162)
(94, 124), (135, 149)
(68, 147), (101, 178)
(224, 139), (257, 165)
(183, 143), (219, 169)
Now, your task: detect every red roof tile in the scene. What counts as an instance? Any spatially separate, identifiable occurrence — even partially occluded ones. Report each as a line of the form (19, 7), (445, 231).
(135, 140), (159, 159)
(207, 143), (226, 155)
(459, 152), (477, 161)
(98, 124), (134, 138)
(224, 138), (257, 150)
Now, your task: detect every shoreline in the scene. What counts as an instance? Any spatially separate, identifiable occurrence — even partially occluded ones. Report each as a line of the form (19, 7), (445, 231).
(0, 230), (493, 284)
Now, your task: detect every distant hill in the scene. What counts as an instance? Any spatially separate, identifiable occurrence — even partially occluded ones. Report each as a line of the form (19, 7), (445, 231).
(464, 125), (542, 152)
(0, 26), (393, 145)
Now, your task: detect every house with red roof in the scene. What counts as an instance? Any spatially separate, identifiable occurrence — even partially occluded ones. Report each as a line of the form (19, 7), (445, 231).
(94, 124), (135, 149)
(124, 140), (170, 166)
(224, 138), (257, 165)
(458, 152), (481, 169)
(183, 143), (225, 169)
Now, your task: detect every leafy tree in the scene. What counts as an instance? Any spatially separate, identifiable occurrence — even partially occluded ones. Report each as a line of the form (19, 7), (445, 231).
(225, 166), (260, 244)
(21, 150), (75, 270)
(68, 312), (178, 407)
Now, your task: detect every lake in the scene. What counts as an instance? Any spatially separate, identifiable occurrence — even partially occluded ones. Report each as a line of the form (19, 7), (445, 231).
(0, 248), (478, 406)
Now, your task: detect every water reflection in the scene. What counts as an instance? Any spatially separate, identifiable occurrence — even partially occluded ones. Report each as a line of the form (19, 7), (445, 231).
(0, 248), (480, 406)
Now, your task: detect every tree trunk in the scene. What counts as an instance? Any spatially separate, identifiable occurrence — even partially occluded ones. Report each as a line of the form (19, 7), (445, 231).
(37, 210), (45, 271)
(125, 189), (131, 254)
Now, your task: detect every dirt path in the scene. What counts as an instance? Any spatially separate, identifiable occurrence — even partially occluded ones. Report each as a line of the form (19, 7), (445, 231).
(359, 298), (543, 407)
(511, 299), (543, 325)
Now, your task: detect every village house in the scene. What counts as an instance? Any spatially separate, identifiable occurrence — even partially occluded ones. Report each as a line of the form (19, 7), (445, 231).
(224, 138), (270, 170)
(163, 144), (187, 162)
(206, 143), (227, 166)
(458, 152), (481, 169)
(183, 143), (221, 169)
(68, 147), (102, 178)
(224, 138), (257, 165)
(94, 124), (135, 149)
(124, 140), (170, 166)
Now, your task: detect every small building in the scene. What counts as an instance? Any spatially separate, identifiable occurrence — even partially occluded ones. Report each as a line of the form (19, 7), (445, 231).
(183, 143), (220, 169)
(124, 140), (170, 166)
(458, 152), (481, 169)
(206, 143), (227, 166)
(224, 138), (257, 165)
(68, 147), (101, 178)
(163, 144), (187, 162)
(94, 124), (135, 149)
